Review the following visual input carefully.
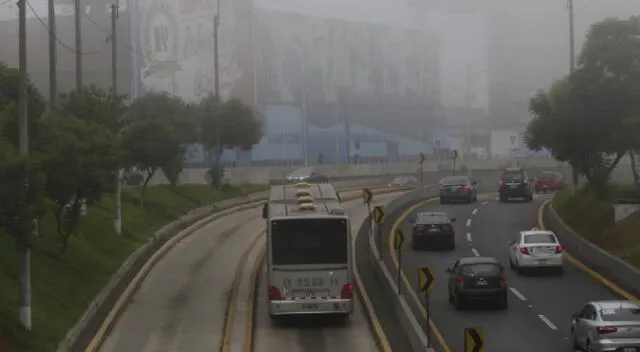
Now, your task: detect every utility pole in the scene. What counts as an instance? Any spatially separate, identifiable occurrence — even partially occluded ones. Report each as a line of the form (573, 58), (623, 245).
(111, 2), (122, 234)
(334, 94), (340, 165)
(212, 0), (222, 186)
(74, 0), (82, 90)
(48, 0), (57, 109)
(18, 0), (32, 331)
(568, 0), (578, 193)
(301, 78), (308, 166)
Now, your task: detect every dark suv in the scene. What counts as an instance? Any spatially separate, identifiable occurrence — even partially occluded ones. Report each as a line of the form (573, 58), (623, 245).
(499, 168), (533, 202)
(409, 212), (457, 250)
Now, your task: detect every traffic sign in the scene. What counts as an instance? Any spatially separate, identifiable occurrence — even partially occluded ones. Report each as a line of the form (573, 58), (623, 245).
(464, 327), (484, 352)
(452, 150), (459, 160)
(417, 267), (435, 292)
(393, 229), (405, 250)
(362, 188), (373, 204)
(419, 152), (426, 164)
(373, 206), (384, 224)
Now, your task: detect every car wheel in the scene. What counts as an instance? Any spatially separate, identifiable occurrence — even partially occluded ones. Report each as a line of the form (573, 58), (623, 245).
(527, 194), (534, 202)
(412, 236), (419, 251)
(509, 257), (516, 270)
(448, 239), (456, 251)
(586, 340), (592, 352)
(454, 294), (465, 310)
(468, 195), (473, 204)
(516, 262), (525, 276)
(448, 289), (453, 304)
(571, 329), (581, 351)
(555, 266), (564, 276)
(440, 197), (446, 205)
(496, 294), (508, 310)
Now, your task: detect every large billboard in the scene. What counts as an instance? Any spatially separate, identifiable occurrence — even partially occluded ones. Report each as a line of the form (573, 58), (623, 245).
(130, 0), (255, 103)
(255, 9), (440, 106)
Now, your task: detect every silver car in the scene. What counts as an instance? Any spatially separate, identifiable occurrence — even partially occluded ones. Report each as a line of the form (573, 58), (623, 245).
(571, 300), (640, 352)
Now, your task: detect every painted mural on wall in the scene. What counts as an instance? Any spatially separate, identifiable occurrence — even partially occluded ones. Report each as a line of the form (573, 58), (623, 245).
(255, 9), (439, 105)
(131, 0), (255, 103)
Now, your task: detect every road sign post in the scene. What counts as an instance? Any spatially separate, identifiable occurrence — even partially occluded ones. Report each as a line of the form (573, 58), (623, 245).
(363, 188), (373, 235)
(394, 229), (405, 294)
(464, 327), (484, 352)
(419, 153), (426, 188)
(452, 150), (459, 176)
(418, 267), (435, 348)
(373, 206), (384, 260)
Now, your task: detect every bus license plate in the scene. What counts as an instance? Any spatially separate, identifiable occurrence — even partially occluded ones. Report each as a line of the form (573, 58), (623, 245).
(302, 303), (319, 310)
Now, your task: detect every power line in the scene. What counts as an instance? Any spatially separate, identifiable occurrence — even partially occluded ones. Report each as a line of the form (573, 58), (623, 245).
(25, 0), (107, 55)
(0, 0), (13, 6)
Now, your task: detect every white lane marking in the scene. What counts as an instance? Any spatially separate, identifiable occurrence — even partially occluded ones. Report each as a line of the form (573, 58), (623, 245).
(465, 232), (472, 242)
(471, 208), (478, 216)
(466, 219), (472, 227)
(509, 287), (527, 301)
(538, 314), (558, 330)
(471, 248), (480, 257)
(482, 201), (488, 205)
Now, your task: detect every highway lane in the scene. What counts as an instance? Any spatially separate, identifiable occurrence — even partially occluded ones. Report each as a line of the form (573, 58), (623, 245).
(385, 193), (588, 352)
(253, 192), (403, 352)
(385, 192), (634, 352)
(98, 208), (264, 352)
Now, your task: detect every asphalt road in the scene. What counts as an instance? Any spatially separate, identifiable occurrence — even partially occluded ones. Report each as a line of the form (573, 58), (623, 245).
(253, 192), (403, 352)
(383, 192), (623, 352)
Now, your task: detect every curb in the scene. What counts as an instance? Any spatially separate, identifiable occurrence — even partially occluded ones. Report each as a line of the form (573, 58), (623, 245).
(62, 186), (407, 352)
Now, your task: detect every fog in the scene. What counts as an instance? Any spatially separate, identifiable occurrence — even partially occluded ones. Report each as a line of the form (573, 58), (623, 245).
(1, 0), (640, 136)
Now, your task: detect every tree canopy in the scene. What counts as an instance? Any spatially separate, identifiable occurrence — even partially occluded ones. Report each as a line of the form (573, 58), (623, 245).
(526, 16), (640, 198)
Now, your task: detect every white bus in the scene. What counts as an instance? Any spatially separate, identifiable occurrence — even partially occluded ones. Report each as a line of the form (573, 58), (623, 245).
(261, 182), (354, 319)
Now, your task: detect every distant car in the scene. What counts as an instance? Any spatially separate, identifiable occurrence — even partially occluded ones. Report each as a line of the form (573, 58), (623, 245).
(439, 175), (478, 204)
(571, 300), (640, 352)
(285, 167), (329, 183)
(534, 171), (565, 193)
(388, 175), (418, 187)
(508, 230), (564, 275)
(499, 167), (534, 202)
(446, 257), (508, 310)
(409, 212), (456, 250)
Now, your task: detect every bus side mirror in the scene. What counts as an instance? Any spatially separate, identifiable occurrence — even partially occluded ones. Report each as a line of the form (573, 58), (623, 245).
(262, 204), (268, 219)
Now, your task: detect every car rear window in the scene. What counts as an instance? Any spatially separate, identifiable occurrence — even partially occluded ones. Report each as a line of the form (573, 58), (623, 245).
(459, 263), (501, 276)
(523, 234), (557, 244)
(600, 307), (640, 322)
(442, 176), (468, 184)
(418, 215), (449, 224)
(502, 172), (523, 181)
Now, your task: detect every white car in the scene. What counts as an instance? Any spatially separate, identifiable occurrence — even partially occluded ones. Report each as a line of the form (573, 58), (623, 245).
(508, 230), (564, 275)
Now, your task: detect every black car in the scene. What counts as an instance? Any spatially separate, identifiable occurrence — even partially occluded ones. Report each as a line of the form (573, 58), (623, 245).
(408, 212), (456, 250)
(446, 257), (508, 310)
(498, 167), (534, 202)
(439, 175), (478, 204)
(285, 167), (329, 183)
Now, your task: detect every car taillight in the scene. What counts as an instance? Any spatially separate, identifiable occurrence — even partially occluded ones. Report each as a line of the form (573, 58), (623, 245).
(267, 285), (282, 300)
(520, 247), (530, 255)
(441, 224), (452, 231)
(499, 180), (504, 187)
(457, 277), (464, 288)
(341, 283), (354, 299)
(499, 275), (507, 288)
(462, 184), (471, 190)
(555, 246), (563, 253)
(597, 326), (618, 335)
(439, 185), (445, 191)
(414, 225), (424, 231)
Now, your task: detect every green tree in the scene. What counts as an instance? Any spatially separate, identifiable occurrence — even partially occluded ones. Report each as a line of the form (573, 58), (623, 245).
(39, 115), (119, 253)
(120, 119), (184, 206)
(0, 139), (46, 248)
(198, 95), (262, 187)
(126, 92), (197, 142)
(57, 85), (128, 135)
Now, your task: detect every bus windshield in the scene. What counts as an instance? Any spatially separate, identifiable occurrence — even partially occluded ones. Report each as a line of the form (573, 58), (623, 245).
(271, 218), (348, 266)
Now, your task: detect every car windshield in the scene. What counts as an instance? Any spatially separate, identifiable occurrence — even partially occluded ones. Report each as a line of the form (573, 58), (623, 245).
(442, 176), (468, 184)
(417, 214), (449, 224)
(502, 172), (523, 181)
(524, 234), (557, 244)
(459, 263), (501, 276)
(600, 307), (640, 322)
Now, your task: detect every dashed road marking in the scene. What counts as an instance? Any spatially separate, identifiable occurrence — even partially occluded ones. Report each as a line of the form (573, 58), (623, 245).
(471, 208), (478, 216)
(471, 248), (480, 257)
(482, 201), (488, 205)
(466, 219), (472, 227)
(465, 232), (472, 242)
(509, 287), (527, 301)
(538, 314), (558, 330)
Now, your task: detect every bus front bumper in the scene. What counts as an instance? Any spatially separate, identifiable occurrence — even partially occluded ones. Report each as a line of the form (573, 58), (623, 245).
(269, 299), (353, 316)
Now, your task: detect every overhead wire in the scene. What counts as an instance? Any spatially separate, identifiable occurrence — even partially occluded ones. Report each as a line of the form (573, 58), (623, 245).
(25, 0), (108, 55)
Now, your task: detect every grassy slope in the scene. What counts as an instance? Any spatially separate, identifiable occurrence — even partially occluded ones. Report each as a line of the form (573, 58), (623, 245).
(553, 184), (640, 268)
(0, 183), (266, 352)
